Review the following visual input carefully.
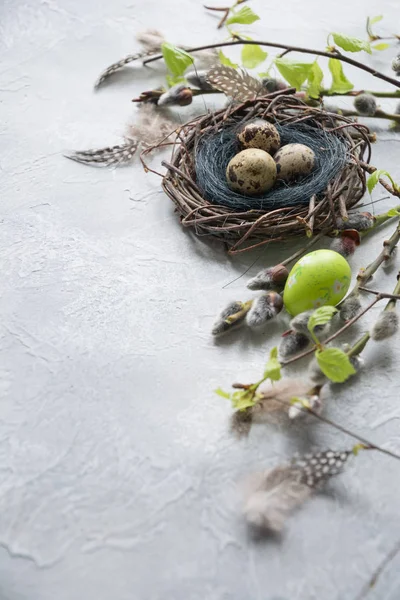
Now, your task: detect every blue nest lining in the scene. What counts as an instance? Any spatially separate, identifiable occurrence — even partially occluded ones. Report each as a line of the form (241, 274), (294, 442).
(195, 122), (348, 211)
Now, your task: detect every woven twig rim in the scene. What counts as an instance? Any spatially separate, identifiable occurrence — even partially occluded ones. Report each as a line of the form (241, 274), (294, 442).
(143, 90), (371, 255)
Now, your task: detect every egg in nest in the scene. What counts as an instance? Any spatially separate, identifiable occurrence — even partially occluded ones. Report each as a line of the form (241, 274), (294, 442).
(226, 149), (277, 196)
(237, 120), (281, 154)
(274, 143), (315, 182)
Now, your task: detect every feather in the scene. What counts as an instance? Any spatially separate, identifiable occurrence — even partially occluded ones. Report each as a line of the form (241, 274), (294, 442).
(66, 105), (178, 167)
(95, 30), (165, 88)
(94, 52), (150, 88)
(243, 449), (351, 532)
(136, 29), (164, 52)
(206, 65), (263, 101)
(126, 104), (178, 147)
(65, 141), (139, 167)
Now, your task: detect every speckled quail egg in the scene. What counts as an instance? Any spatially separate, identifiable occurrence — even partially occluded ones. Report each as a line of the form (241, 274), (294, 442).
(237, 120), (281, 154)
(226, 148), (277, 196)
(274, 143), (315, 182)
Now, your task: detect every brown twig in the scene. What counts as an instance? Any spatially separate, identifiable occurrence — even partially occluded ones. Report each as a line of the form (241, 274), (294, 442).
(355, 538), (400, 600)
(204, 0), (248, 28)
(142, 39), (400, 89)
(358, 287), (400, 300)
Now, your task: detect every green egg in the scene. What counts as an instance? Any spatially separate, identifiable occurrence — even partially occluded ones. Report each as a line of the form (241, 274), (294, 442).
(283, 249), (352, 316)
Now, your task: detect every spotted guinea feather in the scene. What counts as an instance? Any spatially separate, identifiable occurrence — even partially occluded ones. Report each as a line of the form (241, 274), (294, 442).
(66, 140), (139, 167)
(243, 449), (351, 532)
(94, 51), (156, 88)
(66, 105), (179, 167)
(206, 65), (263, 101)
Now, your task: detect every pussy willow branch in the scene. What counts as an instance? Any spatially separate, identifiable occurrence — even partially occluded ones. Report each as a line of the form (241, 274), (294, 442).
(281, 296), (381, 367)
(142, 40), (400, 89)
(281, 222), (400, 366)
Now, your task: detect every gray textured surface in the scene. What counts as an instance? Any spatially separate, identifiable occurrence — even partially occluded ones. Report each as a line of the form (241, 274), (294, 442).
(1, 1), (400, 599)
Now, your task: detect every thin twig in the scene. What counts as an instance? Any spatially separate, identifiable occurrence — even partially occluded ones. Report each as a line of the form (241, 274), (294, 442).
(245, 394), (400, 462)
(142, 39), (400, 89)
(355, 538), (400, 600)
(358, 287), (400, 300)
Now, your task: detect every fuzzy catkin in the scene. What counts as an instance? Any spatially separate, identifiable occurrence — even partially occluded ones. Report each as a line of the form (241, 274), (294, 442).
(371, 310), (399, 341)
(212, 301), (247, 336)
(354, 94), (377, 116)
(246, 293), (283, 328)
(339, 296), (362, 322)
(278, 332), (310, 359)
(392, 55), (400, 74)
(330, 236), (357, 257)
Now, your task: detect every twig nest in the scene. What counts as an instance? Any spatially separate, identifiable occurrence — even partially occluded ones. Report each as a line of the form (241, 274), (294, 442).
(237, 120), (281, 154)
(274, 143), (315, 182)
(283, 249), (351, 316)
(226, 148), (277, 196)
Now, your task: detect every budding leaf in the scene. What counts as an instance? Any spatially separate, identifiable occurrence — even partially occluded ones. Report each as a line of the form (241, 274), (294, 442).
(226, 6), (260, 25)
(161, 43), (194, 77)
(275, 58), (313, 90)
(373, 42), (390, 51)
(369, 15), (383, 26)
(231, 390), (257, 411)
(263, 346), (281, 381)
(316, 347), (356, 383)
(328, 58), (354, 94)
(332, 33), (371, 54)
(241, 44), (268, 69)
(388, 208), (400, 217)
(308, 306), (338, 336)
(307, 61), (324, 99)
(352, 442), (367, 456)
(218, 50), (239, 69)
(367, 169), (395, 194)
(215, 387), (231, 399)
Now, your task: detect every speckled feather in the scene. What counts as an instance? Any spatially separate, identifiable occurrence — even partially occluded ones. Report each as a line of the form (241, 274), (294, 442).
(244, 449), (351, 531)
(206, 65), (263, 101)
(66, 105), (178, 167)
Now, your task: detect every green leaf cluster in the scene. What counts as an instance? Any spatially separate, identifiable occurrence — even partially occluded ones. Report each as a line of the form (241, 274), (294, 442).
(315, 347), (356, 383)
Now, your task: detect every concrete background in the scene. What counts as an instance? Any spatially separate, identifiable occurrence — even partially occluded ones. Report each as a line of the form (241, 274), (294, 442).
(1, 0), (400, 598)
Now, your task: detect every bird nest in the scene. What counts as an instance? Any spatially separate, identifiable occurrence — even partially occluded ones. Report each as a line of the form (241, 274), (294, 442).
(143, 91), (371, 255)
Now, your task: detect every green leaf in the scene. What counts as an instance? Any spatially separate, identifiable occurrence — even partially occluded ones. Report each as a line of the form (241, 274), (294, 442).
(161, 43), (194, 77)
(388, 208), (400, 217)
(231, 390), (257, 411)
(226, 6), (260, 25)
(328, 58), (354, 94)
(367, 169), (394, 193)
(316, 347), (356, 383)
(307, 61), (324, 99)
(308, 306), (338, 337)
(263, 346), (281, 381)
(332, 33), (371, 54)
(166, 74), (186, 88)
(218, 50), (239, 69)
(370, 15), (383, 26)
(275, 57), (313, 90)
(241, 44), (268, 69)
(215, 387), (231, 399)
(373, 42), (390, 51)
